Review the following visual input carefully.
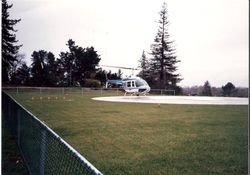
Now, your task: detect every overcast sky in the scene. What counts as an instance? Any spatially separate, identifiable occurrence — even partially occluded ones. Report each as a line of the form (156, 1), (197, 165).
(9, 0), (249, 87)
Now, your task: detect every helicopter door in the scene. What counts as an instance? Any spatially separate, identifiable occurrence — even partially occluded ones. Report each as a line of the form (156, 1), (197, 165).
(124, 80), (139, 95)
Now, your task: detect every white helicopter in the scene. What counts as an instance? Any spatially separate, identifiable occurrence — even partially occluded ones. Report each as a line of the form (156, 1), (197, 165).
(101, 65), (151, 96)
(121, 76), (151, 96)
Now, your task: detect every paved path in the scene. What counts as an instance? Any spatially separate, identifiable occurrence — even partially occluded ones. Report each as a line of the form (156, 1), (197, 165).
(92, 96), (248, 105)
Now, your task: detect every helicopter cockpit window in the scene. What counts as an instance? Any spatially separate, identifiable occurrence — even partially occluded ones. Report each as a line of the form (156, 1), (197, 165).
(127, 81), (131, 87)
(132, 81), (135, 87)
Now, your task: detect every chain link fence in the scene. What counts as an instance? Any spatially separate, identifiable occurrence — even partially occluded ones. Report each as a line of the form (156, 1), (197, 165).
(2, 87), (175, 96)
(2, 91), (103, 175)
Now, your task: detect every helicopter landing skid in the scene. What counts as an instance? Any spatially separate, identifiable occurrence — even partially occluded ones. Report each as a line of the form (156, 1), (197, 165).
(124, 92), (148, 96)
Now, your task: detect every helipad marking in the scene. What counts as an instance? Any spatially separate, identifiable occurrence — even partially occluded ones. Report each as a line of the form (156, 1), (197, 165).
(92, 96), (248, 105)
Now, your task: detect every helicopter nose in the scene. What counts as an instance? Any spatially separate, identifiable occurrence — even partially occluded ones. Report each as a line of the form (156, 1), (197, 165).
(147, 86), (151, 92)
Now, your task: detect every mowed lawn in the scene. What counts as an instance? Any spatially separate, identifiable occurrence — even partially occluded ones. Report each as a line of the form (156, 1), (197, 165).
(7, 90), (248, 175)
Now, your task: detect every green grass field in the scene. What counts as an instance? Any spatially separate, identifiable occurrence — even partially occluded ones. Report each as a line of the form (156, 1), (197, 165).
(6, 89), (248, 175)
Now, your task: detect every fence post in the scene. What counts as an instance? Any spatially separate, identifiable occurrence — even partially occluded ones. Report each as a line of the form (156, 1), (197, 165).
(40, 129), (47, 175)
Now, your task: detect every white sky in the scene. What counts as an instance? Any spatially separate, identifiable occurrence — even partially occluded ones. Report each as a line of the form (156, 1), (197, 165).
(9, 0), (249, 87)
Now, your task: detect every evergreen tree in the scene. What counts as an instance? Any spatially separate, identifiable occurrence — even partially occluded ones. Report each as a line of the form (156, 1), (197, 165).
(30, 50), (57, 86)
(44, 52), (59, 86)
(117, 69), (122, 79)
(9, 54), (30, 85)
(222, 82), (236, 96)
(76, 46), (101, 80)
(150, 3), (181, 88)
(201, 81), (212, 96)
(95, 69), (107, 85)
(55, 57), (67, 86)
(2, 0), (22, 83)
(59, 39), (101, 86)
(30, 50), (47, 86)
(10, 63), (30, 85)
(59, 39), (78, 86)
(138, 50), (150, 81)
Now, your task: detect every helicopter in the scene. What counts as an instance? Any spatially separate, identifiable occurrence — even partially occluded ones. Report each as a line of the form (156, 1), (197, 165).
(101, 65), (151, 96)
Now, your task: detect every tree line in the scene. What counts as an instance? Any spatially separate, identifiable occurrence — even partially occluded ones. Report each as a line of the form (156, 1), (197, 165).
(182, 81), (248, 97)
(7, 40), (123, 87)
(8, 39), (122, 87)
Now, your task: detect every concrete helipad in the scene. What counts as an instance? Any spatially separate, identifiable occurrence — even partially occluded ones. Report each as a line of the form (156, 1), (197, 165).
(92, 96), (248, 105)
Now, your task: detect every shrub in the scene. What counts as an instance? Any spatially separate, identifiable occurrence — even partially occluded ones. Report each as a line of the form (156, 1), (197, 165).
(83, 79), (101, 87)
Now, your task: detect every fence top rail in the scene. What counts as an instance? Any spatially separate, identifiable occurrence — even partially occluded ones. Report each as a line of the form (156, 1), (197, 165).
(2, 86), (176, 91)
(3, 91), (103, 175)
(2, 87), (68, 89)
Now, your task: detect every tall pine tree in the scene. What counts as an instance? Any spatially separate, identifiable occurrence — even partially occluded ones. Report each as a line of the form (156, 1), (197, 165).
(138, 50), (151, 84)
(150, 3), (181, 89)
(2, 0), (22, 84)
